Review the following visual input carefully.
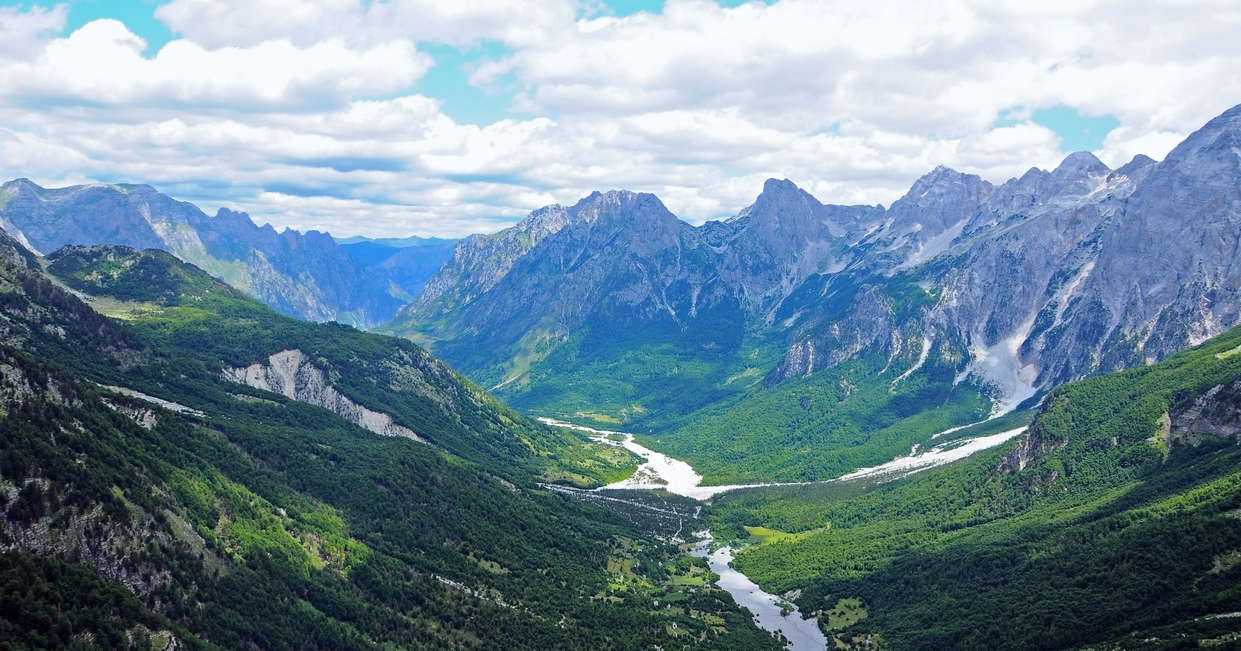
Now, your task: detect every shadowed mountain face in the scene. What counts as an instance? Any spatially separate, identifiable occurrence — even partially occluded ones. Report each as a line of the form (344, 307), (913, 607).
(0, 181), (452, 326)
(389, 104), (1241, 457)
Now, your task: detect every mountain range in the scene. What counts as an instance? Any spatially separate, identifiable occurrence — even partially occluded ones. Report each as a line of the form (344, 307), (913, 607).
(386, 104), (1241, 483)
(3, 104), (1241, 650)
(5, 107), (1239, 487)
(0, 180), (455, 327)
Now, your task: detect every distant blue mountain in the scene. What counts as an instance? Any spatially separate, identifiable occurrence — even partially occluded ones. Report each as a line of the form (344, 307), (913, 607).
(0, 180), (452, 326)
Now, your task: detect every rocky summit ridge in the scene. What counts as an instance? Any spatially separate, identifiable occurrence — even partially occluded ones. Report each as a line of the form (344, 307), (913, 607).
(0, 180), (452, 326)
(393, 103), (1241, 419)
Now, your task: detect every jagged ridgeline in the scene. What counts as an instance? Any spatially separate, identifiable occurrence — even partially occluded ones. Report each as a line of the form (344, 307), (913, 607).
(706, 325), (1241, 649)
(0, 180), (456, 327)
(0, 235), (779, 649)
(387, 104), (1241, 485)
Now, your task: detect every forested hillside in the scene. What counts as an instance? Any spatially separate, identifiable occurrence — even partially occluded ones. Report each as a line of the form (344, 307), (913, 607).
(704, 325), (1241, 649)
(0, 235), (778, 649)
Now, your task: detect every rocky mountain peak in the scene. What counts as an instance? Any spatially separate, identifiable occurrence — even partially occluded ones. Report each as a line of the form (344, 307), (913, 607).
(1, 178), (38, 194)
(994, 166), (1052, 202)
(887, 165), (993, 236)
(759, 177), (803, 197)
(1111, 154), (1157, 180)
(512, 203), (572, 243)
(752, 178), (817, 208)
(1042, 151), (1111, 198)
(569, 189), (676, 229)
(1193, 102), (1241, 136)
(1052, 151), (1110, 178)
(213, 206), (256, 226)
(1157, 103), (1241, 175)
(730, 178), (830, 232)
(406, 190), (673, 319)
(506, 190), (667, 242)
(572, 188), (645, 210)
(116, 182), (160, 196)
(1017, 166), (1051, 183)
(899, 165), (990, 204)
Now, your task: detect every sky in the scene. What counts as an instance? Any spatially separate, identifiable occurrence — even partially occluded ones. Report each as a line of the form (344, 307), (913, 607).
(0, 1), (1238, 237)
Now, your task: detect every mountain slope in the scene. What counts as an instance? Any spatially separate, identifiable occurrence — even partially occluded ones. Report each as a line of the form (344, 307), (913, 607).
(391, 103), (1241, 484)
(385, 184), (885, 429)
(0, 234), (779, 648)
(41, 243), (635, 485)
(400, 191), (748, 393)
(0, 180), (448, 326)
(707, 324), (1241, 649)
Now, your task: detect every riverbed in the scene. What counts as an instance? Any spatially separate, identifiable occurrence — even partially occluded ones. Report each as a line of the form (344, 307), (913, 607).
(690, 531), (829, 651)
(539, 415), (1028, 651)
(538, 416), (1026, 500)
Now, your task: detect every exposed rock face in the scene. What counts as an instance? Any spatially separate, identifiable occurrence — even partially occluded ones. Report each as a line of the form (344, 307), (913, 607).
(1169, 380), (1241, 441)
(101, 398), (158, 429)
(712, 178), (883, 323)
(996, 406), (1069, 474)
(394, 105), (1241, 412)
(392, 190), (755, 387)
(767, 108), (1241, 402)
(446, 191), (724, 338)
(884, 166), (994, 257)
(413, 202), (576, 317)
(0, 181), (450, 326)
(225, 349), (427, 443)
(0, 491), (177, 597)
(406, 183), (887, 338)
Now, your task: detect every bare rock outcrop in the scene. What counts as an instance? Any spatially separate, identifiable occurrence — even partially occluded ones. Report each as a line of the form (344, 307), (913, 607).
(224, 349), (428, 444)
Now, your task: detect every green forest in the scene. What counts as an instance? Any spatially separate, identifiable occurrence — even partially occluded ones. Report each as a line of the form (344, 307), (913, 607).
(703, 325), (1241, 648)
(0, 240), (780, 649)
(8, 239), (1241, 650)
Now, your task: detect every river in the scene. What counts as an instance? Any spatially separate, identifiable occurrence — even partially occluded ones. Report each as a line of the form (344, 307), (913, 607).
(690, 530), (829, 651)
(539, 415), (1030, 650)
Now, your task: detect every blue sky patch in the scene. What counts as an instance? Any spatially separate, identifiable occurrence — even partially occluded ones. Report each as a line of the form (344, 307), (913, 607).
(3, 0), (174, 53)
(416, 42), (527, 125)
(601, 0), (664, 15)
(997, 105), (1120, 152)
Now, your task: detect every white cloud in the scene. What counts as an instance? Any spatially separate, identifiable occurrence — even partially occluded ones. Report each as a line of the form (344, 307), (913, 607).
(0, 1), (1239, 237)
(0, 20), (430, 109)
(1097, 128), (1186, 169)
(154, 0), (579, 48)
(0, 3), (67, 59)
(494, 0), (1241, 161)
